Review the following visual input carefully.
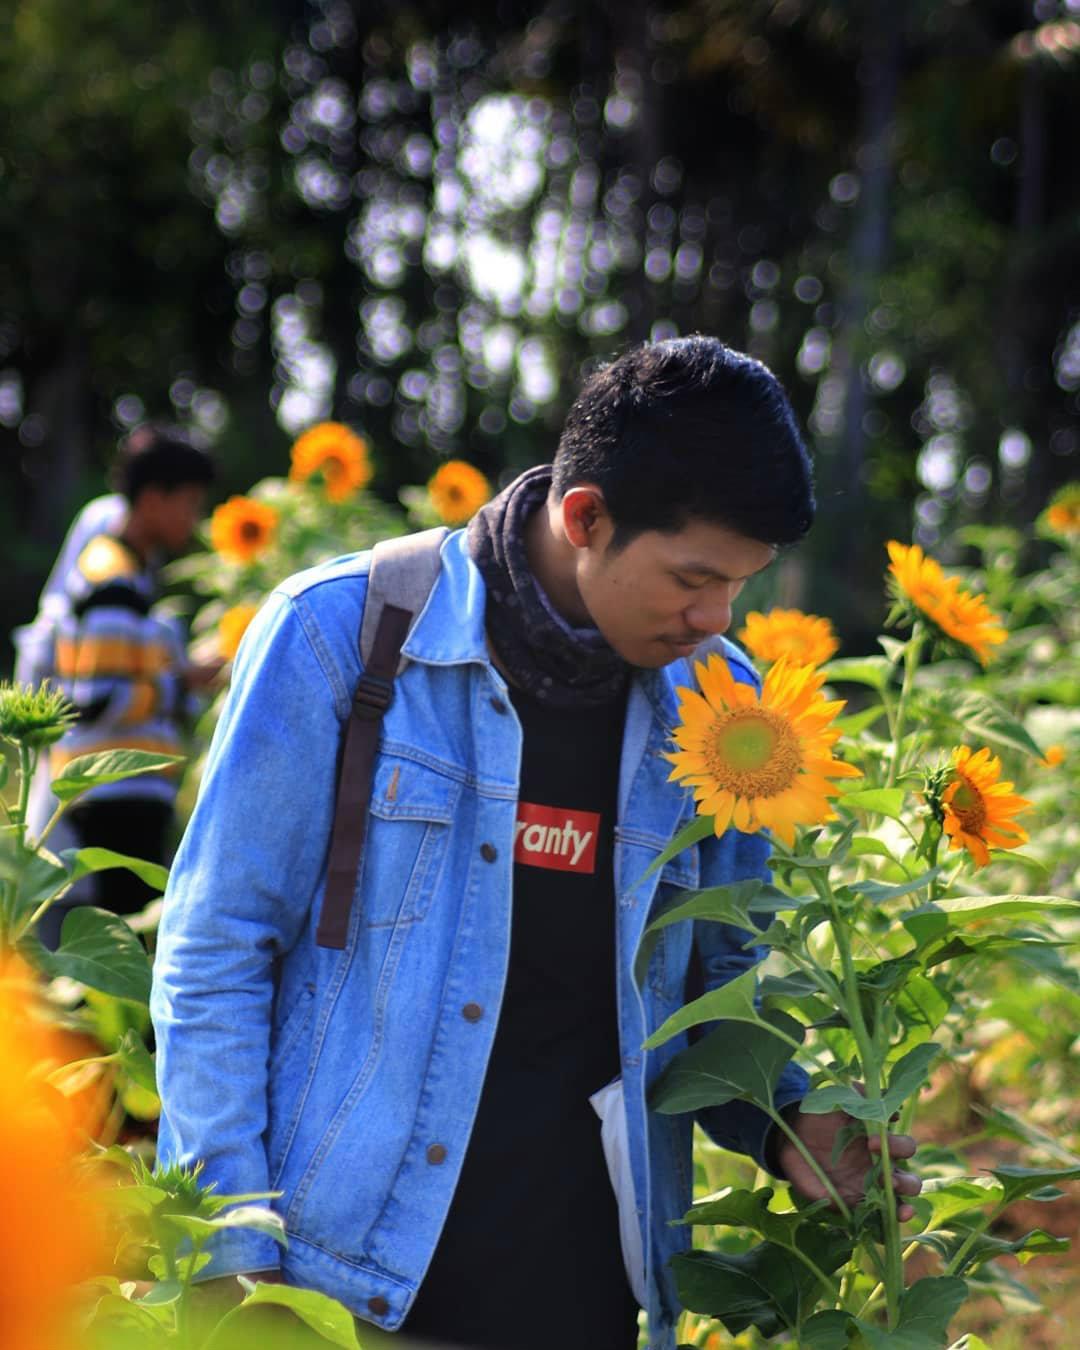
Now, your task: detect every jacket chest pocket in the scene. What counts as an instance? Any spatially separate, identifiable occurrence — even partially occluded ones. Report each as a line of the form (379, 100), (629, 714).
(356, 755), (461, 928)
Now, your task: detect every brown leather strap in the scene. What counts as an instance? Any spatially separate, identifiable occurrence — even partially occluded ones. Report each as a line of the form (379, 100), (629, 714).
(315, 602), (413, 949)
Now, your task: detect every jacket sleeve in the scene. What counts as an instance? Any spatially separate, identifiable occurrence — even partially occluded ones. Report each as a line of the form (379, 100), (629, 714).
(150, 588), (346, 1277)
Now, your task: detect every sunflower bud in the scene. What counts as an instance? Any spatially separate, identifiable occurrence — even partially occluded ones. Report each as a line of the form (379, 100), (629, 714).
(0, 681), (78, 750)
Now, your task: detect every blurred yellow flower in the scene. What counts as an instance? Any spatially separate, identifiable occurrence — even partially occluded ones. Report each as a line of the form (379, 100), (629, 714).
(210, 496), (278, 565)
(665, 655), (861, 848)
(886, 540), (1007, 666)
(1043, 482), (1080, 537)
(0, 959), (107, 1350)
(737, 608), (839, 668)
(427, 459), (492, 525)
(1042, 743), (1066, 767)
(219, 603), (260, 660)
(289, 421), (372, 502)
(942, 745), (1031, 868)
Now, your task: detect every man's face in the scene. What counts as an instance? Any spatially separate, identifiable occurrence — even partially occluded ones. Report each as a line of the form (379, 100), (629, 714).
(141, 483), (208, 554)
(571, 499), (776, 669)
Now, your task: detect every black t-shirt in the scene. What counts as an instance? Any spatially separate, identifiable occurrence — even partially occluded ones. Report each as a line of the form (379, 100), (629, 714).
(405, 682), (639, 1350)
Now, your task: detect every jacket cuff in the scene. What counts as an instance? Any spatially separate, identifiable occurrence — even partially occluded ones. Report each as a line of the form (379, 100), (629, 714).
(194, 1231), (285, 1282)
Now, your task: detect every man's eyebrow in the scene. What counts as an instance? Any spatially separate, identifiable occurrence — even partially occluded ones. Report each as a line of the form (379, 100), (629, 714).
(674, 556), (776, 582)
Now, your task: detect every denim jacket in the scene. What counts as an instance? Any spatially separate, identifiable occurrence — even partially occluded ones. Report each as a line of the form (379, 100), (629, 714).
(151, 529), (807, 1350)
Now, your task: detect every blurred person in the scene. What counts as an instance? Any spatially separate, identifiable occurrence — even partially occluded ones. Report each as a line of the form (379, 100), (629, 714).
(152, 340), (920, 1350)
(16, 424), (219, 948)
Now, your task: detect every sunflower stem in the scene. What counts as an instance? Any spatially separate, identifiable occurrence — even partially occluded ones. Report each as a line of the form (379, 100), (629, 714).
(885, 629), (925, 789)
(823, 884), (904, 1330)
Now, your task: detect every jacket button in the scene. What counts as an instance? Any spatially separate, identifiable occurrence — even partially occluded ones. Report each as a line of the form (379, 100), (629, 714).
(480, 842), (497, 863)
(490, 697), (507, 713)
(368, 1296), (390, 1317)
(426, 1143), (447, 1165)
(462, 1002), (483, 1022)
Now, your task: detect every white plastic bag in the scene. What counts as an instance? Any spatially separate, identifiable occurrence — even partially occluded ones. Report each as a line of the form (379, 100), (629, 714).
(588, 1076), (646, 1307)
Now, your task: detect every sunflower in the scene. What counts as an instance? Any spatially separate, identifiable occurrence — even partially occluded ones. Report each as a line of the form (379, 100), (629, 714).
(427, 459), (492, 525)
(665, 654), (862, 847)
(0, 960), (107, 1350)
(940, 746), (1031, 868)
(1042, 743), (1066, 768)
(289, 421), (372, 501)
(886, 540), (1007, 666)
(218, 603), (259, 660)
(210, 496), (278, 565)
(1043, 482), (1080, 538)
(737, 608), (839, 669)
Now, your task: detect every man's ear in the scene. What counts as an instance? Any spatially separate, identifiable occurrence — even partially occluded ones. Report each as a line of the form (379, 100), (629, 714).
(561, 485), (608, 550)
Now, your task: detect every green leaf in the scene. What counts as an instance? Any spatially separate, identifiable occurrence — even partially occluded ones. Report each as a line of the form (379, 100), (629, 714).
(163, 1205), (287, 1245)
(39, 907), (152, 1003)
(838, 788), (906, 821)
(643, 969), (770, 1050)
(645, 880), (795, 936)
(206, 1282), (363, 1350)
(801, 1044), (940, 1122)
(116, 1030), (158, 1096)
(851, 866), (946, 904)
(916, 1177), (1004, 1229)
(834, 705), (887, 737)
(50, 749), (184, 803)
(650, 1013), (805, 1114)
(820, 656), (893, 691)
(939, 691), (1046, 761)
(989, 1163), (1080, 1208)
(673, 1229), (851, 1337)
(801, 1309), (857, 1349)
(971, 1103), (1080, 1166)
(63, 846), (170, 892)
(856, 1277), (967, 1350)
(680, 1186), (829, 1249)
(905, 895), (1079, 946)
(638, 813), (716, 882)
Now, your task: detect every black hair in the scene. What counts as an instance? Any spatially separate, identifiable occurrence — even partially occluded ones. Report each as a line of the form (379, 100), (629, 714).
(552, 336), (814, 550)
(111, 424), (215, 504)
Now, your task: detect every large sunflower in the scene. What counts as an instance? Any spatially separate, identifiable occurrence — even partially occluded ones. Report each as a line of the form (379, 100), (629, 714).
(665, 654), (861, 847)
(209, 496), (278, 565)
(289, 421), (372, 501)
(427, 459), (492, 525)
(737, 608), (839, 669)
(941, 745), (1031, 868)
(886, 540), (1007, 666)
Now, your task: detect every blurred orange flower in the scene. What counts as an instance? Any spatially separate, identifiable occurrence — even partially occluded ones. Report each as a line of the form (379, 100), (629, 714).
(0, 959), (107, 1350)
(738, 608), (839, 669)
(219, 603), (259, 660)
(942, 745), (1031, 868)
(210, 497), (278, 565)
(289, 422), (372, 502)
(887, 540), (1007, 666)
(427, 459), (492, 525)
(1042, 743), (1066, 767)
(1043, 483), (1080, 537)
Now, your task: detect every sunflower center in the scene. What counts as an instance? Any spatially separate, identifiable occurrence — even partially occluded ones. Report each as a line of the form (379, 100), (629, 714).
(949, 778), (986, 831)
(239, 520), (263, 540)
(705, 708), (802, 798)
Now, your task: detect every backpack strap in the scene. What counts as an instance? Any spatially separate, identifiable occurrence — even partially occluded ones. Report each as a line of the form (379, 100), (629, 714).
(316, 527), (449, 950)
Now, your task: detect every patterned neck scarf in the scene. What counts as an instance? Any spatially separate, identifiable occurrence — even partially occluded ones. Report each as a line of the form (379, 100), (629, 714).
(466, 465), (631, 708)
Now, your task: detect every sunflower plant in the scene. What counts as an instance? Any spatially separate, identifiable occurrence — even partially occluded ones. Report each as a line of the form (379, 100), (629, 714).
(648, 541), (1080, 1349)
(0, 680), (176, 998)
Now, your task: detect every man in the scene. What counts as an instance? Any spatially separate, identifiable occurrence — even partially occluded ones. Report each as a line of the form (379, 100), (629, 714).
(152, 339), (919, 1349)
(18, 424), (218, 947)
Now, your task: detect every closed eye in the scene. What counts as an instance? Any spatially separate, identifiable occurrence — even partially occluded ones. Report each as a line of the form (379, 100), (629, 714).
(673, 573), (709, 591)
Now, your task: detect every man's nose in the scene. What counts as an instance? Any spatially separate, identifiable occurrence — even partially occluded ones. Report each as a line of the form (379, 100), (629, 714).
(685, 586), (735, 636)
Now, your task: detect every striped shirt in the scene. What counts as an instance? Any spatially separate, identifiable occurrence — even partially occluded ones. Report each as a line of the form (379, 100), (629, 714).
(42, 533), (187, 804)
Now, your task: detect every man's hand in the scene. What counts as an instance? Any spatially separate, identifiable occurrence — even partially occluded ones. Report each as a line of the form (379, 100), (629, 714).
(776, 1105), (921, 1220)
